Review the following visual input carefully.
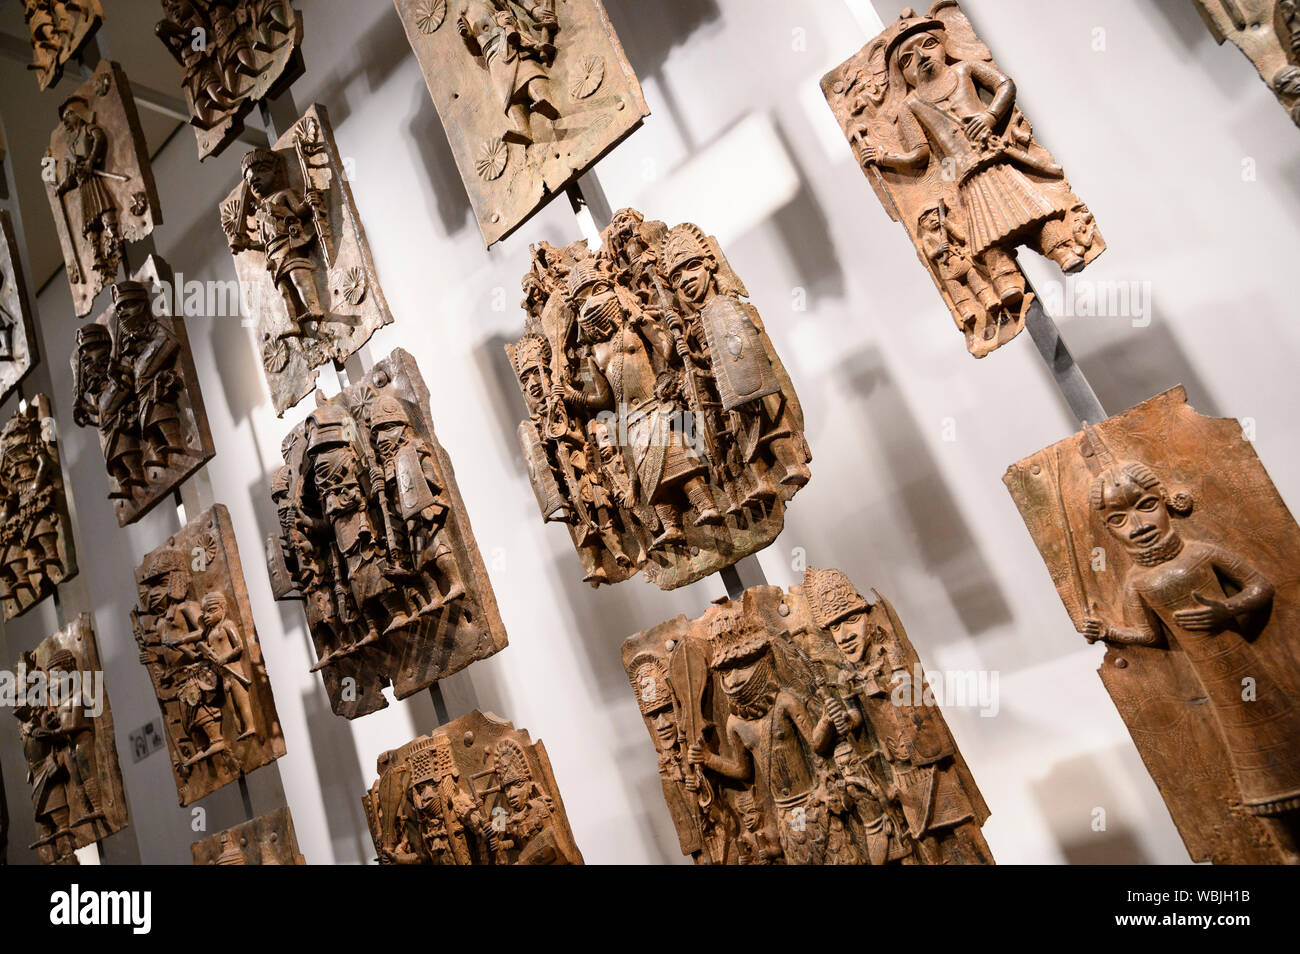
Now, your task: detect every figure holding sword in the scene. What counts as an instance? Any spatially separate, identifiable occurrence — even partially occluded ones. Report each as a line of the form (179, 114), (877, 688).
(229, 146), (328, 339)
(54, 95), (121, 283)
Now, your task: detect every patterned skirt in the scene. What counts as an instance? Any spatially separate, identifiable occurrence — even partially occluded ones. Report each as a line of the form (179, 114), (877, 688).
(958, 161), (1064, 256)
(78, 176), (115, 232)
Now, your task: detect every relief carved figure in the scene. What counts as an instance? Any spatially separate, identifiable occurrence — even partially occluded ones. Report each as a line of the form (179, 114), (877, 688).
(821, 2), (1105, 356)
(22, 0), (103, 92)
(267, 348), (507, 718)
(507, 209), (811, 590)
(623, 570), (993, 865)
(363, 709), (583, 865)
(44, 61), (163, 317)
(393, 0), (649, 245)
(70, 257), (216, 526)
(12, 614), (128, 865)
(156, 0), (306, 160)
(1194, 0), (1300, 126)
(0, 211), (38, 406)
(1005, 386), (1300, 864)
(133, 505), (285, 805)
(221, 104), (392, 414)
(191, 806), (305, 864)
(0, 396), (77, 621)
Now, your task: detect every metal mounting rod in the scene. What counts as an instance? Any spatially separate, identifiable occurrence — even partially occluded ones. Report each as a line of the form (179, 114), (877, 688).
(719, 555), (769, 601)
(1022, 279), (1108, 425)
(258, 90), (302, 143)
(566, 170), (614, 240)
(429, 684), (451, 726)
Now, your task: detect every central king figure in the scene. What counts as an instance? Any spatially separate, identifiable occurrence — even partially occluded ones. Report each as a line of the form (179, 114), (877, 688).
(507, 209), (811, 590)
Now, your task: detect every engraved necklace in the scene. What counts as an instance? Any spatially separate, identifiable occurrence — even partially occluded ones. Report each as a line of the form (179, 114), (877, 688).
(1130, 532), (1184, 567)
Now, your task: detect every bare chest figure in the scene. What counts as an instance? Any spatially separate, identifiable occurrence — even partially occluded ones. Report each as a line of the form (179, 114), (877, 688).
(593, 325), (656, 406)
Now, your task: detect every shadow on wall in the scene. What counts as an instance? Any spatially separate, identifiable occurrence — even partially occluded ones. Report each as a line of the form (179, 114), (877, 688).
(198, 300), (267, 432)
(160, 171), (270, 430)
(1142, 0), (1223, 58)
(430, 660), (496, 731)
(605, 0), (722, 155)
(476, 330), (533, 478)
(1139, 0), (1300, 197)
(548, 549), (656, 707)
(294, 3), (420, 129)
(546, 543), (723, 709)
(402, 64), (475, 238)
(837, 342), (1015, 638)
(1067, 311), (1223, 419)
(604, 0), (722, 83)
(1031, 748), (1164, 865)
(1057, 824), (1151, 865)
(767, 118), (847, 305)
(399, 681), (442, 734)
(611, 728), (695, 865)
(328, 2), (476, 237)
(1286, 152), (1300, 212)
(301, 681), (370, 865)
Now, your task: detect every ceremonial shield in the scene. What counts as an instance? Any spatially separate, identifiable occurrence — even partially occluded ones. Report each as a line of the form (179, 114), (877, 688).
(265, 534), (298, 600)
(700, 296), (779, 410)
(395, 446), (435, 519)
(517, 419), (567, 522)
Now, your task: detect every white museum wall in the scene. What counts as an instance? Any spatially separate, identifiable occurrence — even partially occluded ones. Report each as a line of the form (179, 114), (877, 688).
(2, 0), (1298, 865)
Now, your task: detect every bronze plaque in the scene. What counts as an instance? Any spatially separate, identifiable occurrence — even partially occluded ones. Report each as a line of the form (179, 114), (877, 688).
(268, 348), (508, 718)
(821, 2), (1104, 357)
(221, 104), (394, 415)
(1005, 386), (1300, 864)
(22, 0), (103, 92)
(506, 209), (811, 590)
(133, 504), (286, 806)
(363, 709), (583, 864)
(0, 395), (78, 621)
(191, 806), (305, 864)
(623, 569), (993, 865)
(11, 614), (129, 865)
(156, 0), (307, 160)
(71, 256), (217, 526)
(44, 61), (164, 318)
(393, 0), (649, 246)
(1193, 0), (1300, 127)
